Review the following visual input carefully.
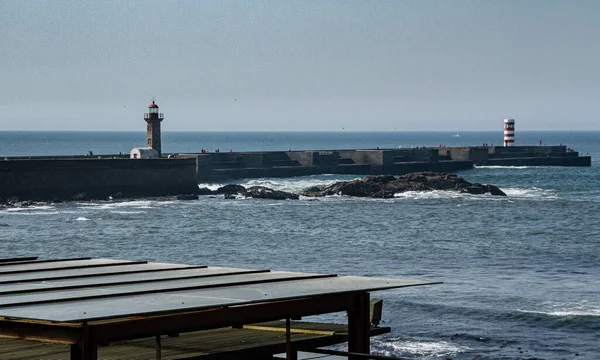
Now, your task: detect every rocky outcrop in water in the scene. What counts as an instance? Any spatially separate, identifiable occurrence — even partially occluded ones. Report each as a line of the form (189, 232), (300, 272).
(214, 184), (247, 195)
(300, 172), (506, 198)
(200, 185), (299, 200)
(244, 186), (299, 200)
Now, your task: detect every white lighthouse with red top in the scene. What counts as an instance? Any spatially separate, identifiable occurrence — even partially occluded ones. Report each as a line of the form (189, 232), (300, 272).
(144, 99), (164, 155)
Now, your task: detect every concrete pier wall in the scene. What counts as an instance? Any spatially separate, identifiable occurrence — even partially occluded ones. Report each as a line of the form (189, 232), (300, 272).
(0, 146), (590, 198)
(0, 158), (198, 201)
(193, 148), (474, 182)
(191, 145), (590, 182)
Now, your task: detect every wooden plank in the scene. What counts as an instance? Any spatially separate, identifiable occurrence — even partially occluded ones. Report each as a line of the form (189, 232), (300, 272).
(0, 319), (82, 344)
(90, 294), (357, 343)
(243, 324), (335, 336)
(0, 321), (372, 360)
(244, 322), (390, 337)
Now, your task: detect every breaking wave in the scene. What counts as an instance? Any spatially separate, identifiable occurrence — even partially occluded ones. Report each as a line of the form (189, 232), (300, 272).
(200, 175), (360, 194)
(517, 301), (600, 317)
(3, 205), (55, 212)
(78, 200), (176, 210)
(393, 190), (495, 200)
(501, 187), (558, 200)
(373, 337), (468, 358)
(476, 165), (532, 169)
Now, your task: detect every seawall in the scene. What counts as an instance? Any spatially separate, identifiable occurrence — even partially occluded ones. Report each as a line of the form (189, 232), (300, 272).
(183, 149), (474, 182)
(438, 145), (591, 166)
(0, 145), (591, 200)
(0, 158), (198, 201)
(184, 145), (590, 182)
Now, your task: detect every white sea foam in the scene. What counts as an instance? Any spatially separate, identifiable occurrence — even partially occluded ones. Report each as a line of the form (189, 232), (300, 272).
(476, 165), (532, 169)
(78, 200), (176, 210)
(198, 183), (224, 191)
(517, 309), (600, 317)
(4, 211), (60, 215)
(4, 205), (55, 212)
(394, 190), (472, 200)
(375, 338), (468, 357)
(502, 187), (558, 199)
(109, 210), (147, 214)
(75, 217), (91, 221)
(517, 300), (600, 317)
(239, 176), (356, 193)
(200, 176), (359, 194)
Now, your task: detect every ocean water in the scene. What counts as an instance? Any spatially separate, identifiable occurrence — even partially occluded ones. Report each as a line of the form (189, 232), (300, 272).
(1, 131), (599, 359)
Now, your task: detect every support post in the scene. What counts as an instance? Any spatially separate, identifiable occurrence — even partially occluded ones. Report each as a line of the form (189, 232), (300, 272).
(156, 335), (162, 360)
(70, 328), (97, 360)
(82, 324), (98, 360)
(347, 292), (370, 359)
(285, 317), (297, 360)
(70, 344), (82, 360)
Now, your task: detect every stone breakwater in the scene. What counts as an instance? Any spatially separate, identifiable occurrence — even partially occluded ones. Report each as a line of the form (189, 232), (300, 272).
(180, 145), (591, 182)
(0, 145), (589, 203)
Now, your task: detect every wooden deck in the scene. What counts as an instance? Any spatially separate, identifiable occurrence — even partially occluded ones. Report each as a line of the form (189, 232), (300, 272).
(0, 321), (390, 360)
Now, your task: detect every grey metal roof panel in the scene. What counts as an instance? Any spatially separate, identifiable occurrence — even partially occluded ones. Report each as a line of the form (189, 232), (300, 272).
(0, 276), (436, 323)
(0, 262), (194, 283)
(0, 259), (139, 274)
(0, 271), (327, 307)
(0, 267), (263, 294)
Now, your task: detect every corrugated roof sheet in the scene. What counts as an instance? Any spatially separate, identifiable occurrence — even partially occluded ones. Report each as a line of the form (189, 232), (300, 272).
(0, 258), (438, 323)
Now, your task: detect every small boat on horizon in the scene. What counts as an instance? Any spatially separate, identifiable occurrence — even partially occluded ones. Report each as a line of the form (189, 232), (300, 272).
(453, 133), (461, 137)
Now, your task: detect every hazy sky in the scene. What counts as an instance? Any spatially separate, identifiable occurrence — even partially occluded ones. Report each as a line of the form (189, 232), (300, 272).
(1, 1), (599, 131)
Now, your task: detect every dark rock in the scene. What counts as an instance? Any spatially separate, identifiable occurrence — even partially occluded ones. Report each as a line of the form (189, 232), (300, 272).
(198, 187), (214, 195)
(487, 184), (507, 196)
(300, 185), (328, 197)
(176, 194), (199, 200)
(51, 197), (64, 203)
(364, 175), (396, 183)
(461, 185), (487, 195)
(223, 194), (237, 200)
(301, 172), (506, 198)
(243, 186), (299, 200)
(215, 184), (246, 195)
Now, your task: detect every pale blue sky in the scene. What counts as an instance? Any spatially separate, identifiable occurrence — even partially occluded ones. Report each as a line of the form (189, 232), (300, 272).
(1, 1), (599, 131)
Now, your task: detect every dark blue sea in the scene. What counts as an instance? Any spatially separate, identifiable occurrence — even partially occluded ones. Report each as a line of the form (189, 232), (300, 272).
(1, 131), (599, 359)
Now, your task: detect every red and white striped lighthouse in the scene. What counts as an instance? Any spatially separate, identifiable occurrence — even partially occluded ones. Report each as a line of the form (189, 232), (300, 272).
(504, 118), (515, 146)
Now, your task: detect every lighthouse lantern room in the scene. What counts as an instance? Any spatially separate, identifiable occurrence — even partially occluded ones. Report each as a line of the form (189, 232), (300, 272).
(144, 99), (164, 155)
